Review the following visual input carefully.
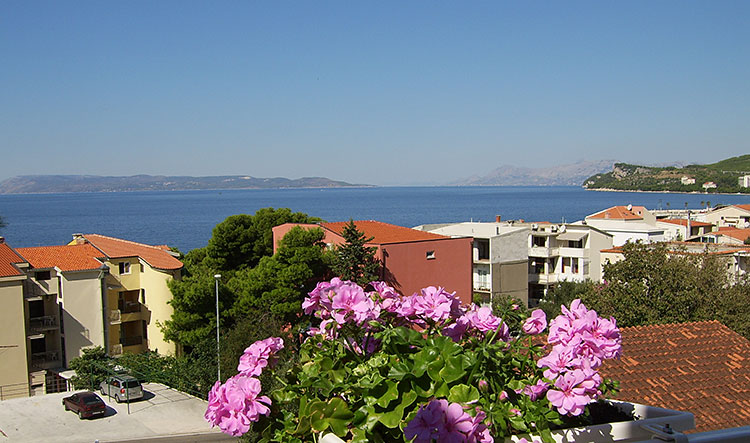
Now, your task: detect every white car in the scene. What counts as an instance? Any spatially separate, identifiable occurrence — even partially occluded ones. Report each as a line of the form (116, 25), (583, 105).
(99, 375), (143, 402)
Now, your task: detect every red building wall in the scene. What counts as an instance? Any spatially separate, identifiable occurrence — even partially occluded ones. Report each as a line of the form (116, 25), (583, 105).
(378, 238), (473, 306)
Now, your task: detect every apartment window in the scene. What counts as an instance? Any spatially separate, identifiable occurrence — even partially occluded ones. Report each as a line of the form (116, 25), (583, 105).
(532, 260), (545, 274)
(532, 236), (546, 247)
(475, 269), (489, 289)
(572, 258), (580, 274)
(119, 262), (131, 275)
(139, 262), (144, 273)
(141, 289), (147, 306)
(35, 270), (51, 281)
(475, 239), (489, 260)
(568, 240), (584, 249)
(562, 257), (571, 273)
(426, 251), (436, 260)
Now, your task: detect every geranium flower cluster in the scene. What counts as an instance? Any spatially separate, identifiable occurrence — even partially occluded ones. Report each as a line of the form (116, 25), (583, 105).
(204, 337), (284, 436)
(404, 399), (493, 443)
(303, 278), (509, 347)
(534, 300), (622, 416)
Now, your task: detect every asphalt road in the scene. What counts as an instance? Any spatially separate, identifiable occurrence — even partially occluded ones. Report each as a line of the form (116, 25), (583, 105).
(0, 383), (235, 442)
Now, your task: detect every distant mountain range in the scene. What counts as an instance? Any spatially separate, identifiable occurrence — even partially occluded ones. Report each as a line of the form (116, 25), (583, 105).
(453, 160), (617, 186)
(0, 175), (366, 194)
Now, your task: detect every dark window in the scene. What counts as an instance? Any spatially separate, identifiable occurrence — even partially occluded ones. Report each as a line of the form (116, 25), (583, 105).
(35, 271), (51, 281)
(475, 239), (489, 260)
(28, 300), (44, 318)
(119, 262), (131, 274)
(533, 236), (546, 247)
(426, 251), (436, 260)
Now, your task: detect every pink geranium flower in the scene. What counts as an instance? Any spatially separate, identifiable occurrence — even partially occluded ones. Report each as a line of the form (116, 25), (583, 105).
(205, 375), (272, 436)
(464, 305), (502, 333)
(546, 369), (592, 416)
(412, 286), (459, 323)
(237, 337), (284, 376)
(522, 309), (547, 335)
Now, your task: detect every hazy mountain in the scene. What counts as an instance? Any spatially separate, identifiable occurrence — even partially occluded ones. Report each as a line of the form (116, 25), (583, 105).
(453, 160), (617, 186)
(0, 174), (368, 194)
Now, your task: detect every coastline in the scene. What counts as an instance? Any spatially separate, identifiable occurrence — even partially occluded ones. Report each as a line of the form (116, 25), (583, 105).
(584, 187), (750, 197)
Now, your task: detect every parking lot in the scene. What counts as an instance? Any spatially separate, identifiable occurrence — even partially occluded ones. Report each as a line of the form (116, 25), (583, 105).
(0, 383), (234, 442)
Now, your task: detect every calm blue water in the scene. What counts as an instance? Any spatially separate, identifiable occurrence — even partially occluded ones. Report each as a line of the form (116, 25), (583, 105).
(1, 186), (748, 253)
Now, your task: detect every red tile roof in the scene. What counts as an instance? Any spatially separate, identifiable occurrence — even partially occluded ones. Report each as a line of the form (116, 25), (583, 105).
(0, 242), (25, 278)
(17, 244), (104, 272)
(712, 227), (750, 242)
(658, 218), (713, 228)
(82, 234), (183, 270)
(321, 221), (449, 245)
(588, 206), (647, 220)
(600, 321), (750, 433)
(733, 204), (750, 212)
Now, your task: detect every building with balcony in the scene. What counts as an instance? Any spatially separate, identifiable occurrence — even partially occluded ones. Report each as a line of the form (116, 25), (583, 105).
(415, 220), (613, 307)
(702, 204), (750, 229)
(0, 234), (182, 400)
(582, 205), (666, 246)
(273, 221), (473, 305)
(70, 234), (183, 356)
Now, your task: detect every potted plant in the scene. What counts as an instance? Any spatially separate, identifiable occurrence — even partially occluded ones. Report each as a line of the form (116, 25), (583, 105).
(203, 278), (690, 442)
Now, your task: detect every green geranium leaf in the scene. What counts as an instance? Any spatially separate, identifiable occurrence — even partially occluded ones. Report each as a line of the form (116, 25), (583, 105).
(376, 380), (399, 408)
(448, 384), (480, 404)
(439, 355), (467, 383)
(388, 361), (411, 380)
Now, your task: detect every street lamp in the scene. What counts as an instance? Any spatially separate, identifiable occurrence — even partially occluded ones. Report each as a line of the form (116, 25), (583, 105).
(214, 274), (221, 382)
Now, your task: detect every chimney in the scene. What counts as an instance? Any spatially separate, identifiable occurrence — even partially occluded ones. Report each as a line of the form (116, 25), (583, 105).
(495, 215), (502, 223)
(72, 233), (87, 244)
(0, 236), (4, 244)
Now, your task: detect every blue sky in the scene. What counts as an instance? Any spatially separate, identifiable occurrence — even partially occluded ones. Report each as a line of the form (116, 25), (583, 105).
(1, 1), (748, 185)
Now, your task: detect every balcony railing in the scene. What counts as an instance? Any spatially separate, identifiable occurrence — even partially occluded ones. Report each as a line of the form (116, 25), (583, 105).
(30, 350), (61, 369)
(110, 309), (122, 324)
(28, 316), (59, 334)
(120, 335), (143, 347)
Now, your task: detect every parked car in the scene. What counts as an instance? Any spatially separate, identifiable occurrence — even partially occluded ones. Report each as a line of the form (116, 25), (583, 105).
(62, 391), (106, 419)
(99, 375), (143, 402)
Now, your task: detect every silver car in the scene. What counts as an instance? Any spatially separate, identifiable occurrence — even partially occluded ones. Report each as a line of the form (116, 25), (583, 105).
(99, 375), (143, 402)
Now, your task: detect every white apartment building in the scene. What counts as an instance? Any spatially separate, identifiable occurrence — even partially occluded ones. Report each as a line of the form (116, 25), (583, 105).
(414, 220), (612, 307)
(582, 205), (665, 246)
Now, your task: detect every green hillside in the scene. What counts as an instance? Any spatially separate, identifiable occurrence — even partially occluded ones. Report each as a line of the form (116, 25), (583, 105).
(583, 155), (750, 193)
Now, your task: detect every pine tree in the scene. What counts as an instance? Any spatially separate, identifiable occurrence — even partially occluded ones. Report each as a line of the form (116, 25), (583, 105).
(332, 220), (380, 286)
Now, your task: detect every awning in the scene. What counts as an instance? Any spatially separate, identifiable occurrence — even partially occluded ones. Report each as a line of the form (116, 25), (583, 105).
(557, 231), (588, 241)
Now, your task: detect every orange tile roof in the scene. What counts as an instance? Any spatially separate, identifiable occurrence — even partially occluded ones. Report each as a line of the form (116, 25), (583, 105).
(600, 321), (750, 433)
(658, 219), (713, 228)
(587, 206), (647, 220)
(733, 204), (750, 212)
(17, 244), (104, 272)
(321, 221), (449, 244)
(712, 227), (750, 242)
(82, 234), (183, 270)
(0, 242), (26, 278)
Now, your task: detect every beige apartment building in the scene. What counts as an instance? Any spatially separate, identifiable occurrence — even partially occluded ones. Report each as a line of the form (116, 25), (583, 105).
(0, 234), (181, 399)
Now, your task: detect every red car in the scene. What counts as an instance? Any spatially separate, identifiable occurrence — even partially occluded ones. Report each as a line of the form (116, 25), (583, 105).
(62, 391), (106, 419)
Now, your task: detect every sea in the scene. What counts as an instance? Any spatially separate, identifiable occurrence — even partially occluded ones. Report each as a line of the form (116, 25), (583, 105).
(1, 186), (748, 253)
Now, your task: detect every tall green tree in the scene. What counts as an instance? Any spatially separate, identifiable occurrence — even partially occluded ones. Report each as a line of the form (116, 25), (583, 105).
(163, 208), (323, 348)
(331, 220), (380, 286)
(206, 208), (322, 271)
(230, 226), (332, 324)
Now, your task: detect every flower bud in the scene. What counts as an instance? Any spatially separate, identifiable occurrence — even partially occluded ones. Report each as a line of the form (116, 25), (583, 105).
(478, 380), (489, 393)
(498, 390), (508, 402)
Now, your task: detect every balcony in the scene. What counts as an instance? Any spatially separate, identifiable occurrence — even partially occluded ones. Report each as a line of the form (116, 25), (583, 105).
(110, 344), (123, 356)
(529, 246), (560, 258)
(528, 273), (558, 285)
(110, 302), (150, 324)
(28, 316), (59, 335)
(120, 335), (144, 347)
(558, 247), (585, 258)
(30, 350), (61, 370)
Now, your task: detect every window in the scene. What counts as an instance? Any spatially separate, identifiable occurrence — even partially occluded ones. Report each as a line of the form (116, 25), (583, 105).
(568, 240), (584, 249)
(475, 239), (489, 260)
(532, 236), (546, 247)
(119, 262), (131, 275)
(35, 270), (51, 281)
(426, 251), (436, 260)
(572, 258), (580, 274)
(562, 257), (571, 273)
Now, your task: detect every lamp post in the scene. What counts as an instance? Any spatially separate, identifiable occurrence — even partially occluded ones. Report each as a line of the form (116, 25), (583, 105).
(214, 274), (221, 382)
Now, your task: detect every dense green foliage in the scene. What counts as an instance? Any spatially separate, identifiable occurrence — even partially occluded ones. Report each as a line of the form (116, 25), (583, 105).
(330, 220), (381, 286)
(163, 208), (328, 349)
(584, 156), (750, 193)
(541, 242), (750, 339)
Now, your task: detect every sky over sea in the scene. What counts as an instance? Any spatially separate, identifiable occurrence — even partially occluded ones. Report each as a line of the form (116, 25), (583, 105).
(1, 1), (748, 185)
